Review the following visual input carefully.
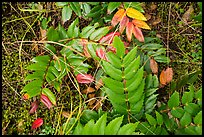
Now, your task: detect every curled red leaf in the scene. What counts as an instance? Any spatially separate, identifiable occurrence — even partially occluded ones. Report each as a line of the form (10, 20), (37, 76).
(126, 22), (134, 42)
(80, 39), (91, 58)
(96, 48), (109, 61)
(40, 94), (52, 109)
(29, 101), (39, 114)
(76, 74), (94, 84)
(132, 25), (144, 42)
(31, 118), (43, 130)
(122, 41), (130, 47)
(119, 16), (129, 34)
(99, 32), (120, 44)
(107, 46), (116, 54)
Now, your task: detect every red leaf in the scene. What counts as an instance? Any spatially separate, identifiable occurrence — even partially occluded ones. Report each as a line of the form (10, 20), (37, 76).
(99, 32), (120, 44)
(76, 74), (94, 84)
(111, 9), (126, 27)
(96, 48), (109, 61)
(122, 41), (130, 47)
(80, 39), (91, 58)
(119, 16), (129, 34)
(29, 101), (39, 114)
(150, 58), (158, 74)
(132, 25), (144, 42)
(160, 67), (173, 86)
(31, 118), (43, 130)
(126, 22), (134, 42)
(107, 46), (116, 54)
(40, 94), (52, 109)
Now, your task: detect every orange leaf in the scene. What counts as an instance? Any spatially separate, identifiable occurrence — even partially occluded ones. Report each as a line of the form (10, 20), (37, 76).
(132, 26), (144, 42)
(126, 8), (147, 21)
(132, 19), (151, 30)
(62, 111), (70, 118)
(150, 58), (158, 74)
(40, 27), (47, 40)
(95, 78), (103, 90)
(119, 16), (129, 34)
(126, 22), (134, 42)
(82, 87), (96, 94)
(111, 9), (126, 27)
(160, 67), (173, 85)
(23, 93), (30, 100)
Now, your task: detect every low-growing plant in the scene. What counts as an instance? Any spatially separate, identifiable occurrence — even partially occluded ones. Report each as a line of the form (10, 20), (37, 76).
(19, 2), (201, 135)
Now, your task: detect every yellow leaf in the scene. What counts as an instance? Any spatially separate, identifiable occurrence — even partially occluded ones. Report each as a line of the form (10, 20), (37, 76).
(132, 19), (151, 30)
(126, 8), (147, 21)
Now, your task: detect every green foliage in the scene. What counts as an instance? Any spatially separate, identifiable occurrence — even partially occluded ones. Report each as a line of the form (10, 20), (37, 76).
(170, 70), (201, 91)
(167, 85), (202, 134)
(73, 113), (140, 135)
(123, 2), (144, 13)
(193, 2), (202, 22)
(16, 2), (202, 135)
(101, 36), (159, 119)
(144, 74), (159, 114)
(22, 55), (61, 99)
(134, 37), (170, 73)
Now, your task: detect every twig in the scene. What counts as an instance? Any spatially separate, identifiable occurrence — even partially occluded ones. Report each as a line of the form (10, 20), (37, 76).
(167, 2), (171, 66)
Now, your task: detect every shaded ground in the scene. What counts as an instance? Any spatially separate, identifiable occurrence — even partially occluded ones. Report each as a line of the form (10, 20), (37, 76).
(2, 2), (202, 135)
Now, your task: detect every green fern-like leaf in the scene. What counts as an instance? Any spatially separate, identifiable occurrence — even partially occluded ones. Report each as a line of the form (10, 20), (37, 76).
(100, 36), (148, 117)
(73, 113), (139, 135)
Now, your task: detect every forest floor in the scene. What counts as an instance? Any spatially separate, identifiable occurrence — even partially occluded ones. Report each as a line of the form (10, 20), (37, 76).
(2, 2), (202, 135)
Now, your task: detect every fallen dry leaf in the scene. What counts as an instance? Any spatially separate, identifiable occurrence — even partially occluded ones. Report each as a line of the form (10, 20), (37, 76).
(88, 99), (96, 106)
(40, 27), (47, 40)
(152, 17), (161, 26)
(88, 93), (95, 99)
(160, 67), (173, 85)
(62, 111), (70, 118)
(144, 13), (151, 21)
(95, 78), (103, 90)
(150, 58), (158, 74)
(82, 87), (96, 94)
(93, 100), (102, 110)
(182, 5), (194, 25)
(150, 3), (157, 11)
